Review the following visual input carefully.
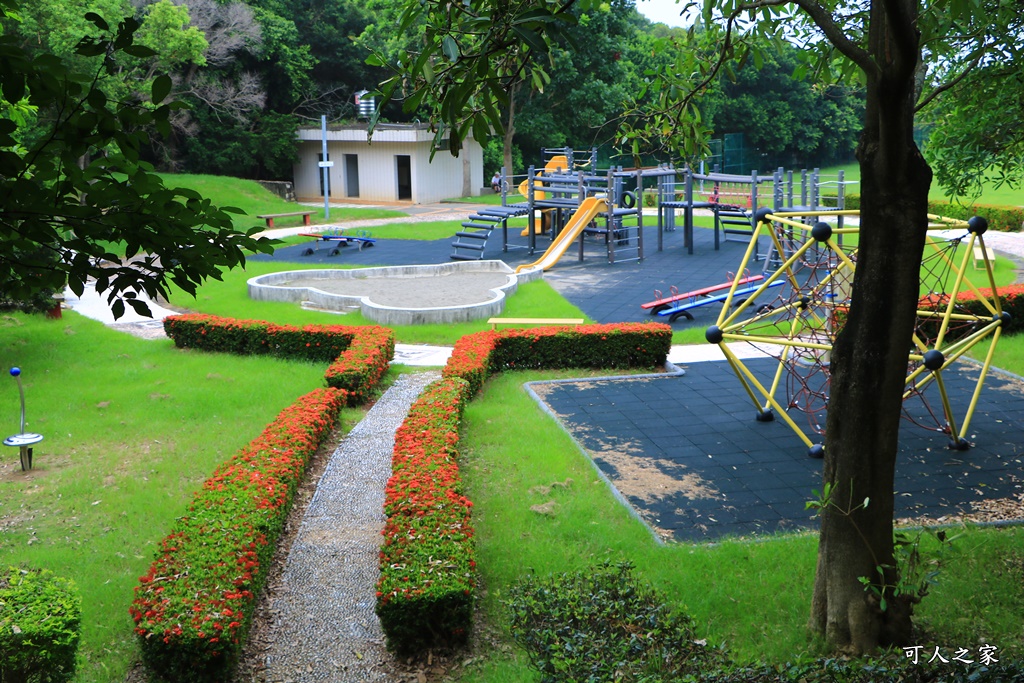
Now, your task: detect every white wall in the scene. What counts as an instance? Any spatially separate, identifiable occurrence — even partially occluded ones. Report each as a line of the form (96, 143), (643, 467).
(293, 128), (483, 204)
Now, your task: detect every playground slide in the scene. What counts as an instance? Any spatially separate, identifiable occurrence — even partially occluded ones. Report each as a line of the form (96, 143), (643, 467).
(515, 197), (607, 273)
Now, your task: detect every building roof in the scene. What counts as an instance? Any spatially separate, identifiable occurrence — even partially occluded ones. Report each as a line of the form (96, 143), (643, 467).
(296, 122), (461, 144)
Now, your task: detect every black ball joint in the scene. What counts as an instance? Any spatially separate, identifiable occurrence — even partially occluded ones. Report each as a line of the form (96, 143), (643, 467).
(811, 221), (832, 243)
(754, 207), (774, 224)
(967, 216), (988, 236)
(705, 325), (723, 344)
(756, 410), (775, 422)
(808, 444), (825, 459)
(923, 349), (945, 371)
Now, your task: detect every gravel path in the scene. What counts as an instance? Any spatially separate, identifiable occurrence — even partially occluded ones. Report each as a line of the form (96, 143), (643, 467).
(261, 371), (441, 682)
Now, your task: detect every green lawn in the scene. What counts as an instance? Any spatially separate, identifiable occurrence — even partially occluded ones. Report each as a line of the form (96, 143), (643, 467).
(0, 312), (376, 681)
(818, 163), (1024, 207)
(166, 260), (591, 346)
(451, 366), (1024, 680)
(156, 173), (405, 232)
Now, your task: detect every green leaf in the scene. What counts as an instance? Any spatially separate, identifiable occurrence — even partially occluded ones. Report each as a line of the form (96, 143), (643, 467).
(84, 12), (109, 31)
(512, 26), (548, 54)
(442, 35), (459, 62)
(151, 75), (172, 105)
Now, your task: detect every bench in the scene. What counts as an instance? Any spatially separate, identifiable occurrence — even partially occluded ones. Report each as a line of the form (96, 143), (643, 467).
(973, 246), (996, 270)
(297, 232), (376, 255)
(487, 317), (585, 330)
(257, 211), (315, 228)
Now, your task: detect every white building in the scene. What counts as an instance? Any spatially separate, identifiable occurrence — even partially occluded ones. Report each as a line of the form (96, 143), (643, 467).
(293, 123), (484, 204)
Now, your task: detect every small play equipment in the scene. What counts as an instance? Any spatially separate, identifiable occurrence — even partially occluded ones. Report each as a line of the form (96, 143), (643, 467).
(706, 208), (1005, 456)
(297, 228), (376, 255)
(453, 148), (644, 268)
(642, 272), (782, 322)
(653, 166), (853, 255)
(4, 367), (43, 471)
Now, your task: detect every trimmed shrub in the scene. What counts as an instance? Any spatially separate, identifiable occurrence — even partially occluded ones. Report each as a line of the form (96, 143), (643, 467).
(0, 567), (81, 683)
(376, 377), (474, 653)
(130, 388), (347, 681)
(163, 314), (394, 404)
(443, 322), (673, 398)
(506, 561), (720, 683)
(838, 194), (1024, 233)
(378, 323), (672, 654)
(955, 283), (1024, 336)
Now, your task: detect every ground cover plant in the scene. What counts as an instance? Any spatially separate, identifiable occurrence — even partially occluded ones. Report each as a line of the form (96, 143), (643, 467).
(0, 312), (368, 681)
(0, 566), (81, 681)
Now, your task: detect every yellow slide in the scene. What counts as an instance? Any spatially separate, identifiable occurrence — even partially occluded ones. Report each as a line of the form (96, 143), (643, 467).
(517, 156), (568, 236)
(515, 196), (607, 273)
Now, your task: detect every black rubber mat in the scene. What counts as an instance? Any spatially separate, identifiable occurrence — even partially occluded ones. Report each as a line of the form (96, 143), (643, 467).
(531, 359), (1024, 543)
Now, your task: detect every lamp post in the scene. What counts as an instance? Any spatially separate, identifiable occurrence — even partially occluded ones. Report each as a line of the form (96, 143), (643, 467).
(4, 367), (43, 471)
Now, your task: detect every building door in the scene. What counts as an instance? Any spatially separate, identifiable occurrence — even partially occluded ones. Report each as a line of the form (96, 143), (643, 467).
(344, 154), (360, 198)
(396, 155), (412, 200)
(318, 153), (331, 196)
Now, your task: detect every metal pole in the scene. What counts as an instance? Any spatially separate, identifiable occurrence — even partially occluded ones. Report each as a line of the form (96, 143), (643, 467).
(321, 115), (330, 220)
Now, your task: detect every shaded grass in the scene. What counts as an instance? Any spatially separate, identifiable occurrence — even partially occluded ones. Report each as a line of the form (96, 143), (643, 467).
(453, 368), (1024, 681)
(156, 173), (404, 232)
(167, 260), (591, 346)
(0, 312), (368, 681)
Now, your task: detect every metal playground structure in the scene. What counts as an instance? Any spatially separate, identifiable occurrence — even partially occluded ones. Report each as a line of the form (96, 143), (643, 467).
(703, 208), (1007, 457)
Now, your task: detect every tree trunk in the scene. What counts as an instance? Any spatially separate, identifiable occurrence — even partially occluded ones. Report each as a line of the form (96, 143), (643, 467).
(503, 83), (520, 178)
(810, 0), (932, 654)
(461, 142), (473, 197)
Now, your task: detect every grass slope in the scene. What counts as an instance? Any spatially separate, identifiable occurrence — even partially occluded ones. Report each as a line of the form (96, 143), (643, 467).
(156, 173), (405, 232)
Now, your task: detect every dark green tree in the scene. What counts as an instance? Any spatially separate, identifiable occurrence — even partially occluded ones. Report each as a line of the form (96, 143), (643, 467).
(705, 42), (862, 168)
(0, 3), (272, 318)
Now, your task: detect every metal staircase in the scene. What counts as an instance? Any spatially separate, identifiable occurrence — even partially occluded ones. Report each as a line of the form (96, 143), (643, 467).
(450, 213), (500, 260)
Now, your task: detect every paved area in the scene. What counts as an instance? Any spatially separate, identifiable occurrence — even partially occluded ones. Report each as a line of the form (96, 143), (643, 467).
(531, 359), (1024, 543)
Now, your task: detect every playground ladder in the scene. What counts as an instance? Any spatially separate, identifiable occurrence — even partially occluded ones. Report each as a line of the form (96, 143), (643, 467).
(451, 213), (499, 260)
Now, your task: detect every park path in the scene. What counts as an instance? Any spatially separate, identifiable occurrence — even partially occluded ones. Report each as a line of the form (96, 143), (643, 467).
(257, 370), (441, 683)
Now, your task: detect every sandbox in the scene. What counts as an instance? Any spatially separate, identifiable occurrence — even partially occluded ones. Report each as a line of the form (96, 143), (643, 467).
(247, 260), (543, 325)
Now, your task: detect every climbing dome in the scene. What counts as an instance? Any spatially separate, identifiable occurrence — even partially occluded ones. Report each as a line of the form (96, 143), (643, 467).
(705, 209), (1007, 457)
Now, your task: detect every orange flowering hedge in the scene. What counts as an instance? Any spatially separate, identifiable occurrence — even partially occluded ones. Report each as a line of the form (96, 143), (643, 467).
(163, 314), (394, 404)
(443, 322), (673, 397)
(130, 388), (348, 681)
(954, 284), (1024, 336)
(378, 322), (671, 653)
(376, 377), (474, 653)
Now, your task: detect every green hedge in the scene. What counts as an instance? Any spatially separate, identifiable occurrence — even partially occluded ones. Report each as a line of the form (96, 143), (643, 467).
(133, 314), (394, 681)
(0, 567), (81, 682)
(839, 194), (1024, 232)
(131, 388), (347, 681)
(163, 314), (394, 404)
(443, 322), (673, 397)
(376, 378), (474, 654)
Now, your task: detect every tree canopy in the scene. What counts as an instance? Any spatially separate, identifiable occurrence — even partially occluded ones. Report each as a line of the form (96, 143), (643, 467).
(0, 1), (272, 317)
